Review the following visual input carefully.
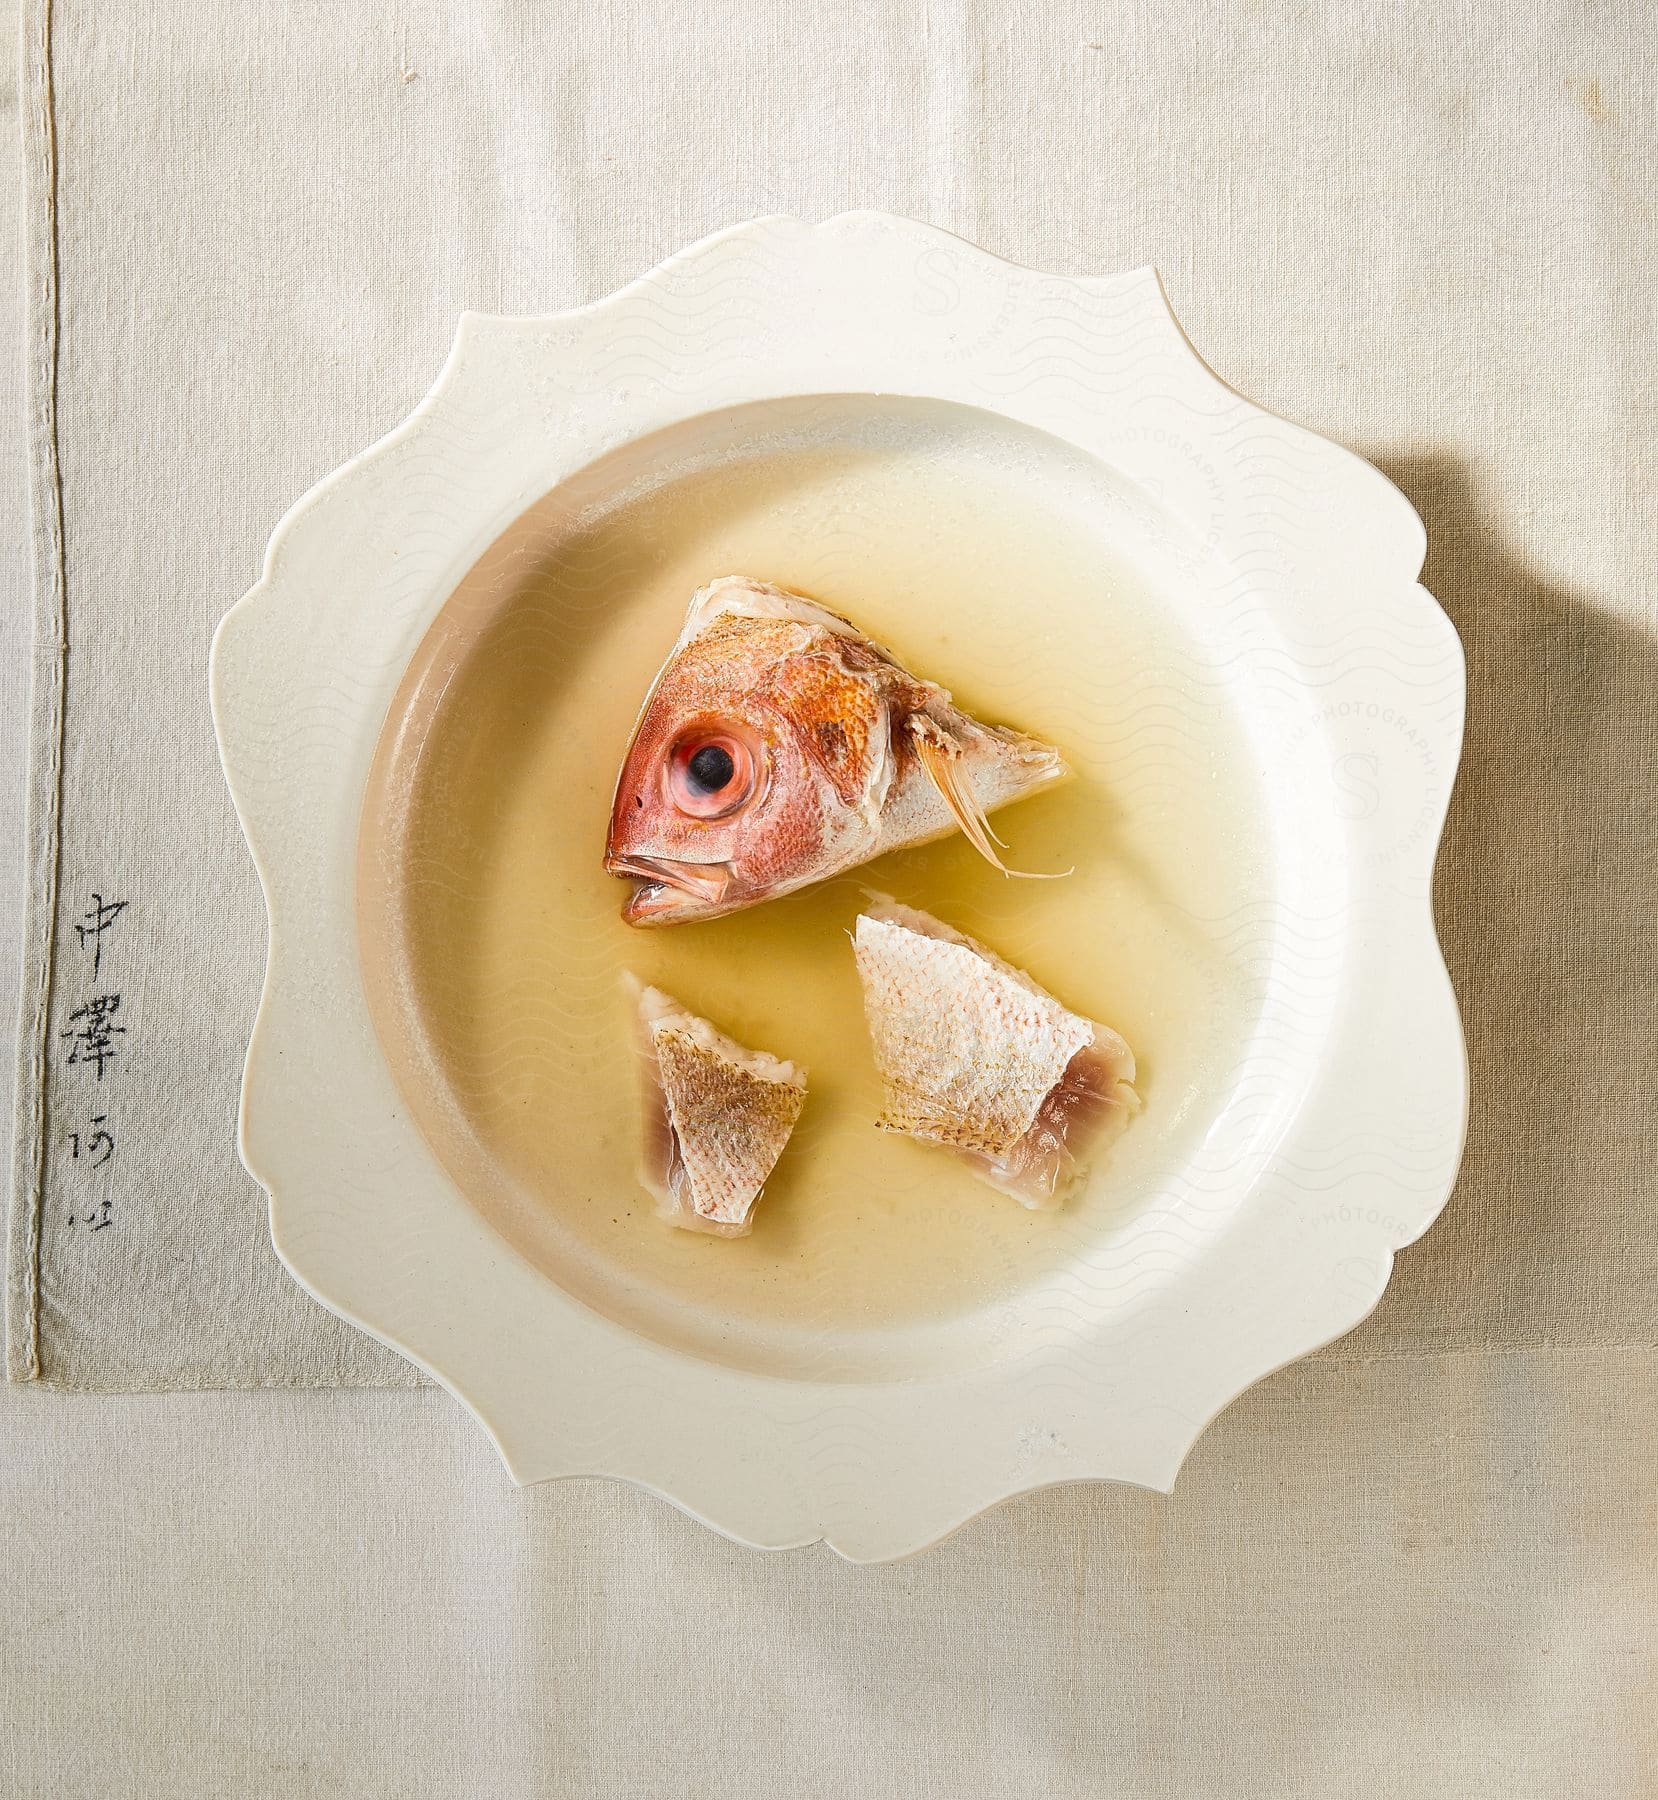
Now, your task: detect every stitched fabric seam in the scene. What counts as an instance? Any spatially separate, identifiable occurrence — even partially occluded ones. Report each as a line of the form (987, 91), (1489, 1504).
(8, 0), (65, 1384)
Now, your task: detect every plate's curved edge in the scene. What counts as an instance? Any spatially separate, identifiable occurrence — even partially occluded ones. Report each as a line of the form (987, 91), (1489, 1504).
(1137, 267), (1433, 582)
(1122, 295), (1472, 1270)
(1078, 295), (1473, 1283)
(263, 1193), (527, 1464)
(204, 209), (1177, 1202)
(451, 209), (1165, 336)
(206, 309), (522, 1190)
(210, 209), (1472, 1557)
(1383, 596), (1471, 1259)
(494, 1448), (1175, 1565)
(485, 1234), (1432, 1565)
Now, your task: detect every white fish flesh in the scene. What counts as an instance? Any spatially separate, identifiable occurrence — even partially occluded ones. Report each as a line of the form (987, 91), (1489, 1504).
(852, 899), (1138, 1208)
(632, 981), (807, 1237)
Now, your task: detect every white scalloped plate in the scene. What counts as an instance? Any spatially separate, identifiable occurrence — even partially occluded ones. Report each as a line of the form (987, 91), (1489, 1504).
(210, 213), (1466, 1561)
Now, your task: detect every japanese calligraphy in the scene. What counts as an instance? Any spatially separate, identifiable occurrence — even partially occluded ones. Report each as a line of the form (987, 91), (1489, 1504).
(74, 892), (127, 979)
(61, 993), (125, 1080)
(62, 889), (130, 1233)
(68, 1114), (116, 1169)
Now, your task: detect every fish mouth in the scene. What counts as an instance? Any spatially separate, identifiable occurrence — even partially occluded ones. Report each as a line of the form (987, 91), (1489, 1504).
(607, 854), (733, 923)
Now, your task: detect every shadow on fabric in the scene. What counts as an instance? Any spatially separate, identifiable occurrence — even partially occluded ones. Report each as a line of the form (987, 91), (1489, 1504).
(1331, 452), (1658, 1358)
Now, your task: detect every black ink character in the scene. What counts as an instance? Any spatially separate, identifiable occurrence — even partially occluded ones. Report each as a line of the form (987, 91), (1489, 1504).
(74, 893), (128, 979)
(68, 1114), (115, 1169)
(62, 994), (125, 1081)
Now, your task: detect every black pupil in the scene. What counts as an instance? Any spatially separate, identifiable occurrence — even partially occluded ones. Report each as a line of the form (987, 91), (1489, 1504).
(686, 743), (736, 795)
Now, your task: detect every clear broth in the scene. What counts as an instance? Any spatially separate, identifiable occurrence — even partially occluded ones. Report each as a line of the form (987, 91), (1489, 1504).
(359, 399), (1271, 1379)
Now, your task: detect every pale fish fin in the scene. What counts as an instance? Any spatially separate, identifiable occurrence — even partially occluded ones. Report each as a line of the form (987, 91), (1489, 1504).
(908, 717), (1072, 880)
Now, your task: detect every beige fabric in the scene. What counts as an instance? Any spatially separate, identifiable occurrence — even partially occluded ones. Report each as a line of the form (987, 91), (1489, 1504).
(0, 19), (30, 1257)
(1, 1353), (1654, 1797)
(11, 0), (1656, 1391)
(2, 2), (1655, 1792)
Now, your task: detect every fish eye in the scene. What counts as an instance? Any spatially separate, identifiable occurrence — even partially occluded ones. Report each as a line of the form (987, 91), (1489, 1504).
(667, 730), (758, 819)
(687, 743), (734, 792)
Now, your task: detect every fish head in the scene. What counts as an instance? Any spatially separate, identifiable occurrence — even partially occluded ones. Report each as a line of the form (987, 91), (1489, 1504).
(605, 608), (891, 924)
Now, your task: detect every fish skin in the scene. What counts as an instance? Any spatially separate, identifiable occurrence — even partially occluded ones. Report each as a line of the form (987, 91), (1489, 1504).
(632, 981), (807, 1237)
(852, 899), (1139, 1209)
(606, 577), (1067, 925)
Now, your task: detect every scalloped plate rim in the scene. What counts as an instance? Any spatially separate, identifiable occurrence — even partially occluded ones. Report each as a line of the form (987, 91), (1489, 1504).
(209, 210), (1468, 1562)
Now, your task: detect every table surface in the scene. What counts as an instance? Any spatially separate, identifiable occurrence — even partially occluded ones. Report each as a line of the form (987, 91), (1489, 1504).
(4, 3), (1656, 1794)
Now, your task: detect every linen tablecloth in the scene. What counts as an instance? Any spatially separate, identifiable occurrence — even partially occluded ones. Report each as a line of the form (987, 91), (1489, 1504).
(4, 1), (1655, 1792)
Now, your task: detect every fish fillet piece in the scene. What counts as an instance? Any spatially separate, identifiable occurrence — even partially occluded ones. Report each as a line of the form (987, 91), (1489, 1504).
(632, 981), (807, 1237)
(853, 899), (1139, 1208)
